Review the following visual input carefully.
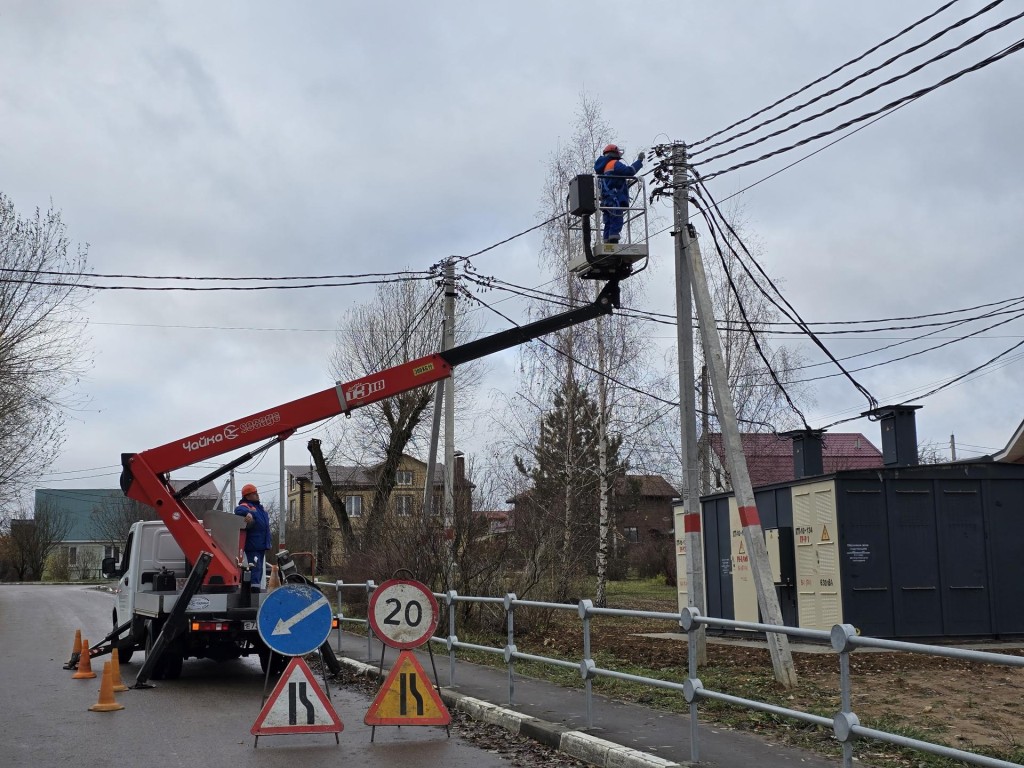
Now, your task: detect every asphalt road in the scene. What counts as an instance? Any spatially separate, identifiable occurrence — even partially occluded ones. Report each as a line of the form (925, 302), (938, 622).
(0, 584), (525, 768)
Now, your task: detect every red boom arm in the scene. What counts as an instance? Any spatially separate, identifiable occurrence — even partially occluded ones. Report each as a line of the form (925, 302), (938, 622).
(121, 354), (453, 585)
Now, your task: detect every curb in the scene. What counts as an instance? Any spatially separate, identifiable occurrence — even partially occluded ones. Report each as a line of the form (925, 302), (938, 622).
(336, 655), (686, 768)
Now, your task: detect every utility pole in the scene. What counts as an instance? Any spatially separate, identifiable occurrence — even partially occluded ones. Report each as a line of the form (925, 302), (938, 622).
(700, 365), (710, 493)
(671, 142), (707, 664)
(279, 441), (287, 551)
(950, 434), (957, 461)
(443, 258), (457, 585)
(685, 222), (797, 687)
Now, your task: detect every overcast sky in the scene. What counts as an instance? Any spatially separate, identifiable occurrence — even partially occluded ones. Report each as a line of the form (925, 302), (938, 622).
(3, 0), (1023, 506)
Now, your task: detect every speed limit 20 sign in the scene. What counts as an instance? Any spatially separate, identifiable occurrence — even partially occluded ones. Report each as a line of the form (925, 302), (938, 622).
(368, 578), (439, 649)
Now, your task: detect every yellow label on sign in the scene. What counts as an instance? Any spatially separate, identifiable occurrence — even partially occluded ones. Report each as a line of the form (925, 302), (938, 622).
(413, 363), (435, 376)
(821, 525), (831, 542)
(364, 650), (450, 726)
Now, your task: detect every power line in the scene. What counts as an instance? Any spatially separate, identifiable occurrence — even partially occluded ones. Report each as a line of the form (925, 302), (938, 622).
(0, 274), (435, 292)
(692, 1), (1011, 158)
(0, 267), (433, 282)
(697, 36), (1024, 181)
(690, 0), (964, 148)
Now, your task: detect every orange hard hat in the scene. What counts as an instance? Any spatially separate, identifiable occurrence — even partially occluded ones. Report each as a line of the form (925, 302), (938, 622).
(241, 483), (258, 497)
(603, 143), (621, 156)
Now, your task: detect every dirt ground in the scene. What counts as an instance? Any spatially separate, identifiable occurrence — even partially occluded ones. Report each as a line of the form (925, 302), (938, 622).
(581, 621), (1024, 756)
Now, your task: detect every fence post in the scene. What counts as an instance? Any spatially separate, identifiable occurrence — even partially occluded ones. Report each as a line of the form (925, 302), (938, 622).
(681, 606), (702, 763)
(334, 580), (343, 649)
(831, 624), (861, 768)
(579, 599), (594, 729)
(365, 580), (376, 661)
(447, 590), (458, 687)
(505, 593), (517, 706)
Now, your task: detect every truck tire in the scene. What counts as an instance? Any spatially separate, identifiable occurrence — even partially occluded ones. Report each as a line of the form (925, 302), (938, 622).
(113, 610), (134, 664)
(259, 647), (287, 677)
(145, 620), (169, 680)
(161, 639), (184, 680)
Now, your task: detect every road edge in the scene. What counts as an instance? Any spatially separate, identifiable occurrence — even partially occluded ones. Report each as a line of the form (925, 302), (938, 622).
(334, 654), (687, 768)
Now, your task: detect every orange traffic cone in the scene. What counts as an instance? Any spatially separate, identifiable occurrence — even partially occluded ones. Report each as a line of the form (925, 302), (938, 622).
(89, 662), (124, 712)
(72, 639), (97, 679)
(267, 564), (281, 592)
(63, 628), (83, 670)
(110, 647), (129, 693)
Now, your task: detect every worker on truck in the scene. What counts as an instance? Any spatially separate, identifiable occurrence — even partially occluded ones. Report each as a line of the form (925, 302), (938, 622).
(234, 483), (270, 585)
(594, 143), (644, 243)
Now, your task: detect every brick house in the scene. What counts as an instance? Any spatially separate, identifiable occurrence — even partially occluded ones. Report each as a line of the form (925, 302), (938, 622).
(508, 472), (680, 546)
(704, 432), (883, 491)
(284, 453), (472, 567)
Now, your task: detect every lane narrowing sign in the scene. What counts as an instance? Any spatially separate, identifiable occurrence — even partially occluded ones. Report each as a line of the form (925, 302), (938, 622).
(363, 650), (450, 726)
(251, 657), (343, 740)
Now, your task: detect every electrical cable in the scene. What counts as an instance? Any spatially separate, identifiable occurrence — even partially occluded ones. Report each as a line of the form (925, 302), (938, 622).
(697, 36), (1024, 181)
(693, 200), (811, 430)
(0, 267), (433, 282)
(692, 0), (1010, 157)
(691, 178), (879, 410)
(0, 274), (435, 292)
(456, 282), (778, 431)
(690, 0), (963, 148)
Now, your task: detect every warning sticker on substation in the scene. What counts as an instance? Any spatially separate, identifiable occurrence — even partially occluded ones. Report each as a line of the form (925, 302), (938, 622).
(251, 657), (343, 736)
(363, 650), (450, 726)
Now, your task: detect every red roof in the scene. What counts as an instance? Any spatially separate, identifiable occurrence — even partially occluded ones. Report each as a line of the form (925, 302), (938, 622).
(707, 432), (882, 488)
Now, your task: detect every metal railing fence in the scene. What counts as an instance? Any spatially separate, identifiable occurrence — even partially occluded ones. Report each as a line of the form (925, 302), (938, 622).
(316, 580), (1024, 768)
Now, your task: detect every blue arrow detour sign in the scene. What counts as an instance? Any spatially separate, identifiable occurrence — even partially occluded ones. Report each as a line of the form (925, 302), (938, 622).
(257, 584), (333, 657)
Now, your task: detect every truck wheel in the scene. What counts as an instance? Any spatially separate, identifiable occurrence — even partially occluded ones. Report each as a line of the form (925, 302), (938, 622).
(113, 610), (134, 664)
(145, 621), (168, 680)
(161, 639), (184, 680)
(259, 648), (287, 677)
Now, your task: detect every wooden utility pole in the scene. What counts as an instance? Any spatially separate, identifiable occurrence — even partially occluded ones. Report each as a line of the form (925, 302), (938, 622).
(685, 221), (797, 687)
(671, 142), (707, 664)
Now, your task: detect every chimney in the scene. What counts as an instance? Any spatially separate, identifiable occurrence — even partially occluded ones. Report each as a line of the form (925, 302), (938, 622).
(783, 429), (824, 479)
(454, 451), (465, 481)
(867, 405), (921, 467)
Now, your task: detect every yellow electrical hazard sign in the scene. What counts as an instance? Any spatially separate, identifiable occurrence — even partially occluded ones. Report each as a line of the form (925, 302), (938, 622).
(738, 540), (746, 555)
(364, 650), (450, 726)
(821, 525), (831, 543)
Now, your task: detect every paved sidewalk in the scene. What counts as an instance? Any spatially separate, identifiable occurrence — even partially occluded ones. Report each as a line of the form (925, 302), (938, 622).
(328, 631), (841, 768)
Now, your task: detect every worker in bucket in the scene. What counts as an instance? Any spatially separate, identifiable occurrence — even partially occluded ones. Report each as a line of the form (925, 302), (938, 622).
(234, 483), (271, 586)
(594, 143), (644, 243)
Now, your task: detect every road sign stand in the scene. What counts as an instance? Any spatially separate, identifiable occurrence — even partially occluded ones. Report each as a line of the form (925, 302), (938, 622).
(251, 656), (343, 748)
(261, 645), (334, 706)
(366, 573), (449, 741)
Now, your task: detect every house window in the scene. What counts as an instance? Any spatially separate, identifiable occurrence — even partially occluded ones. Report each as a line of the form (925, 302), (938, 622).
(624, 527), (639, 543)
(67, 546), (77, 565)
(396, 470), (414, 486)
(395, 494), (414, 517)
(104, 545), (119, 561)
(288, 499), (297, 524)
(345, 495), (363, 517)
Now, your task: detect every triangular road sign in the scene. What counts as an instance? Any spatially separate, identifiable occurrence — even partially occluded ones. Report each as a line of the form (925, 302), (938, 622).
(251, 657), (344, 736)
(364, 650), (450, 726)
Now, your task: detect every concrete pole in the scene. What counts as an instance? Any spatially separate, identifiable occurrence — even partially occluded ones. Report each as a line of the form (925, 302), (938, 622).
(672, 142), (707, 664)
(443, 258), (457, 584)
(423, 343), (444, 519)
(279, 440), (287, 550)
(686, 227), (798, 688)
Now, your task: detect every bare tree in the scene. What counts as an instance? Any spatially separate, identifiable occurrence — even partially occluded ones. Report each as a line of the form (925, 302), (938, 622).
(491, 94), (661, 605)
(0, 194), (91, 511)
(326, 276), (483, 555)
(5, 501), (72, 580)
